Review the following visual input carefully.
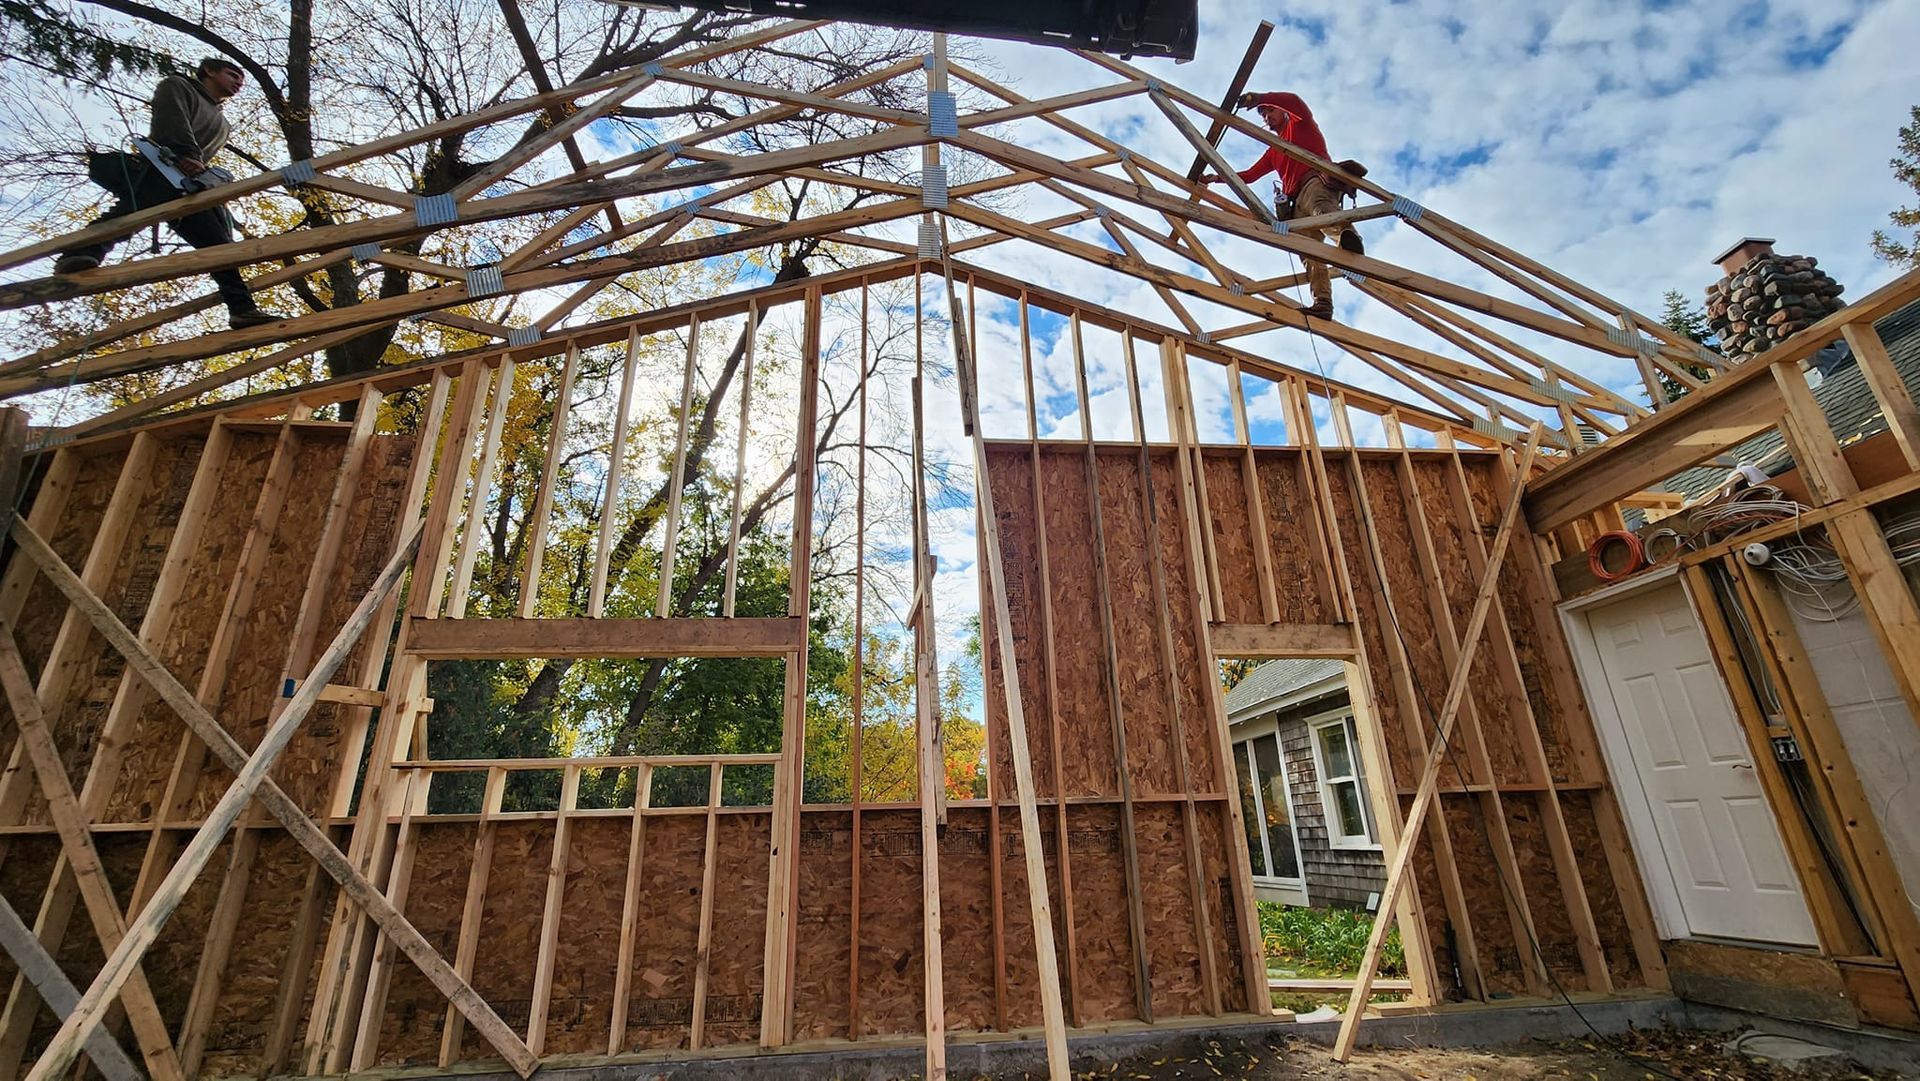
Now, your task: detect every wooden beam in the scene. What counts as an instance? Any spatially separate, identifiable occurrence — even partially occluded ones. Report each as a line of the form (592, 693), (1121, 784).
(0, 893), (141, 1081)
(1333, 427), (1543, 1061)
(5, 517), (545, 1081)
(1184, 22), (1274, 183)
(1206, 622), (1356, 657)
(0, 634), (186, 1081)
(405, 616), (805, 658)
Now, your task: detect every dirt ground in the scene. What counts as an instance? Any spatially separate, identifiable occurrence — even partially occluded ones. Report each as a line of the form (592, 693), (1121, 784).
(982, 1028), (1909, 1080)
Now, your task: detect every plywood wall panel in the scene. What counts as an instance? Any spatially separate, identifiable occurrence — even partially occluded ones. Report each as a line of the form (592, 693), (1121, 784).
(1094, 451), (1179, 796)
(982, 448), (1056, 801)
(1200, 451), (1261, 625)
(790, 810), (851, 1041)
(702, 811), (771, 1048)
(855, 809), (923, 1037)
(1149, 449), (1221, 794)
(1066, 804), (1138, 1023)
(375, 821), (475, 1066)
(1253, 450), (1330, 624)
(1035, 448), (1117, 798)
(1135, 803), (1207, 1018)
(199, 831), (313, 1075)
(617, 814), (702, 1052)
(540, 816), (630, 1055)
(936, 809), (997, 1033)
(1404, 457), (1532, 786)
(101, 433), (274, 823)
(461, 821), (552, 1059)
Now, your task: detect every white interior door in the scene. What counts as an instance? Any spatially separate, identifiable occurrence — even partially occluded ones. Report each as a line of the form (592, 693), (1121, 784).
(1585, 581), (1818, 946)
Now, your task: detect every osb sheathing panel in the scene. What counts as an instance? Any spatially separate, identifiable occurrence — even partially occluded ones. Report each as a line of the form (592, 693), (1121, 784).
(10, 444), (124, 679)
(1199, 451), (1260, 625)
(1193, 801), (1246, 1013)
(701, 811), (770, 1048)
(1404, 457), (1533, 786)
(1461, 458), (1586, 784)
(935, 808), (996, 1033)
(856, 809), (924, 1037)
(617, 813), (703, 1053)
(274, 432), (417, 817)
(1149, 449), (1221, 793)
(375, 820), (475, 1067)
(791, 810), (851, 1042)
(1436, 795), (1526, 995)
(102, 432), (275, 823)
(1134, 802), (1207, 1017)
(90, 831), (225, 1036)
(1033, 448), (1116, 798)
(0, 836), (60, 1022)
(981, 451), (1056, 802)
(1253, 450), (1331, 624)
(1560, 791), (1643, 986)
(1094, 450), (1181, 797)
(461, 821), (553, 1059)
(186, 434), (346, 819)
(538, 816), (628, 1056)
(991, 810), (1070, 1030)
(1320, 460), (1417, 783)
(1502, 794), (1585, 990)
(1066, 804), (1137, 1023)
(200, 830), (312, 1075)
(30, 436), (200, 815)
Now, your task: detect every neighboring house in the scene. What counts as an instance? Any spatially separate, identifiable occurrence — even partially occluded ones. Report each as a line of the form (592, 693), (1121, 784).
(1222, 659), (1386, 911)
(1666, 297), (1920, 502)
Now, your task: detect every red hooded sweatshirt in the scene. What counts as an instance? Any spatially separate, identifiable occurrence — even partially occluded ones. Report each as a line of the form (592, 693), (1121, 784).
(1234, 92), (1327, 199)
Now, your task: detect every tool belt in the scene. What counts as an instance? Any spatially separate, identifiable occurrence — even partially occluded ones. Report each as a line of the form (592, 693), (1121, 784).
(1275, 159), (1372, 219)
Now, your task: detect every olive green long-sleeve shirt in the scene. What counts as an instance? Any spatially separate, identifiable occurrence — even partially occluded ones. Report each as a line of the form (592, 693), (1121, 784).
(148, 75), (229, 162)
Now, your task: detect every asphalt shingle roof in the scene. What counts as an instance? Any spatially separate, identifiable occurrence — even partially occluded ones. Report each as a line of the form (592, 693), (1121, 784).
(1222, 657), (1345, 720)
(1666, 298), (1920, 500)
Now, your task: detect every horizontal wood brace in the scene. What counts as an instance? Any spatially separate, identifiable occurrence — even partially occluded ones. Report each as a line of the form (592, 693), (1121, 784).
(404, 616), (805, 658)
(1208, 622), (1356, 657)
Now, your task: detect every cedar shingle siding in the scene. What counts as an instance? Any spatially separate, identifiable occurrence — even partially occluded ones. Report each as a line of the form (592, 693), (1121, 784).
(1274, 692), (1386, 911)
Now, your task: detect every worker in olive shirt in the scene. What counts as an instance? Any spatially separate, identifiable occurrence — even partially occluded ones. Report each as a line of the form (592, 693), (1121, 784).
(54, 57), (278, 329)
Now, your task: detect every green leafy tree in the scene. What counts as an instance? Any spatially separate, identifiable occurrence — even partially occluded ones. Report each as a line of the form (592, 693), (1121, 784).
(0, 0), (185, 84)
(1218, 658), (1260, 690)
(1656, 290), (1719, 402)
(1872, 105), (1920, 269)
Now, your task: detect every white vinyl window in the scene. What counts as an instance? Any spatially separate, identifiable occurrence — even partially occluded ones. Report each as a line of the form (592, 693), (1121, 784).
(1232, 728), (1303, 884)
(1309, 713), (1379, 850)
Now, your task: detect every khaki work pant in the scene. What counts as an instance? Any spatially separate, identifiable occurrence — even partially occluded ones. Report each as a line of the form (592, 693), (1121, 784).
(1288, 174), (1342, 306)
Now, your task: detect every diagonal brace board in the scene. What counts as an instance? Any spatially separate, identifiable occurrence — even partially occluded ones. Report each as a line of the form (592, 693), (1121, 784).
(1331, 426), (1544, 1061)
(0, 635), (179, 1081)
(0, 894), (141, 1081)
(6, 514), (531, 1081)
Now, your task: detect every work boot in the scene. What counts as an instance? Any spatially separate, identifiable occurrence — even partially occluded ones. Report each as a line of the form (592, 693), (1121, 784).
(52, 253), (101, 274)
(228, 308), (280, 330)
(1339, 227), (1365, 255)
(1303, 298), (1333, 321)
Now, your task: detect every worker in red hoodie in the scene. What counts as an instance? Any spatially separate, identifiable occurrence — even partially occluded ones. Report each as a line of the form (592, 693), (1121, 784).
(1203, 92), (1364, 322)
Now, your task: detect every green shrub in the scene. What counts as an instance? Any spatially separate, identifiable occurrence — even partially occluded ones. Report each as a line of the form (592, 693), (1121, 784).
(1258, 901), (1405, 977)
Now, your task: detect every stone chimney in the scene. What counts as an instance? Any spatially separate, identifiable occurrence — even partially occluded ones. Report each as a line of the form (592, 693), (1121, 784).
(1703, 238), (1846, 359)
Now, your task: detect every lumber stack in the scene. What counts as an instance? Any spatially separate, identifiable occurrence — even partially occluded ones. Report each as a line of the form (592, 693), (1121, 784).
(1705, 252), (1845, 358)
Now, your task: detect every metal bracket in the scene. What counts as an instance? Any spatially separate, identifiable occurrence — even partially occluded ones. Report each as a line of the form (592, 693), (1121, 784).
(920, 163), (949, 209)
(1228, 282), (1244, 297)
(927, 90), (958, 137)
(1271, 219), (1290, 235)
(507, 326), (541, 347)
(1195, 331), (1211, 345)
(465, 264), (505, 298)
(1606, 324), (1663, 356)
(1390, 195), (1425, 221)
(414, 192), (457, 227)
(916, 218), (943, 259)
(279, 159), (317, 188)
(642, 61), (664, 77)
(350, 242), (382, 263)
(659, 140), (684, 158)
(1527, 375), (1582, 404)
(1342, 270), (1367, 285)
(1471, 415), (1517, 441)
